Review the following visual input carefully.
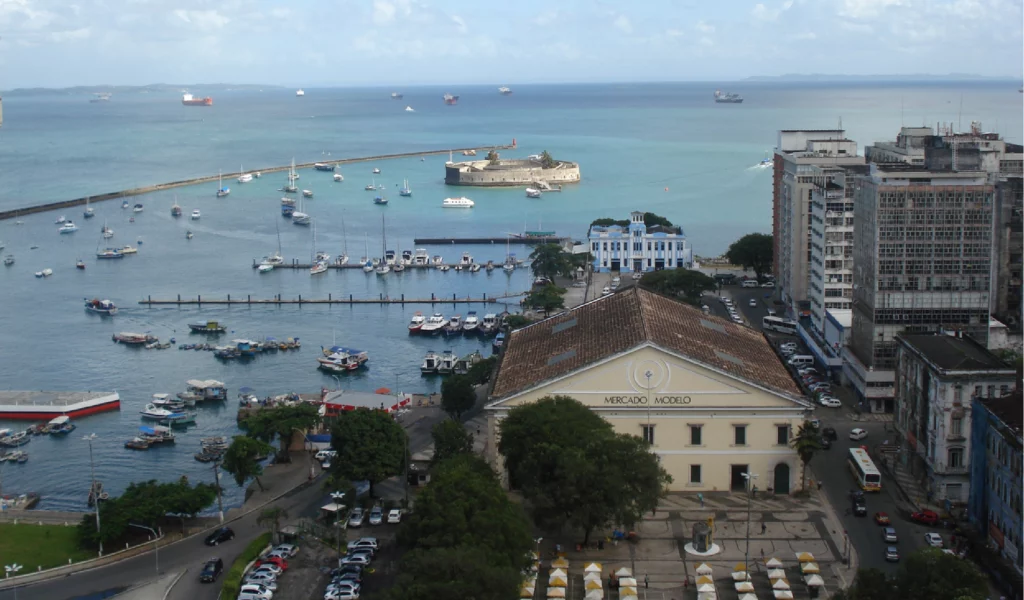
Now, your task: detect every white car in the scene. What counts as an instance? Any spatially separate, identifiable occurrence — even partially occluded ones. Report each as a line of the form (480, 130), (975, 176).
(924, 532), (944, 547)
(253, 563), (283, 576)
(245, 574), (278, 591)
(819, 397), (842, 408)
(749, 299), (757, 307)
(347, 537), (379, 552)
(340, 554), (371, 567)
(601, 286), (611, 296)
(315, 450), (337, 462)
(761, 281), (775, 288)
(239, 584), (274, 600)
(270, 544), (300, 558)
(387, 509), (402, 524)
(324, 589), (360, 600)
(849, 428), (868, 441)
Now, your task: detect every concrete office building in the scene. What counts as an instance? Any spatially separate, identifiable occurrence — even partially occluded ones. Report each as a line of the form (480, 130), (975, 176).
(588, 211), (693, 274)
(486, 287), (813, 494)
(864, 126), (933, 165)
(773, 131), (864, 317)
(845, 164), (995, 412)
(894, 334), (1017, 504)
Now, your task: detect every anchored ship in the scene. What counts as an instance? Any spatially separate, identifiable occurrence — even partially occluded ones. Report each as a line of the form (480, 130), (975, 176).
(182, 93), (213, 106)
(443, 93), (459, 105)
(714, 90), (743, 104)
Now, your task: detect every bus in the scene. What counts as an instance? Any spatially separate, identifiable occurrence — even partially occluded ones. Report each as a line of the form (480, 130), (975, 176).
(848, 448), (882, 492)
(762, 316), (798, 335)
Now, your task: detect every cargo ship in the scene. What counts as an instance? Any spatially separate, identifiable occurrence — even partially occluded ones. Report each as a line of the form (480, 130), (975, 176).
(714, 90), (743, 104)
(182, 93), (213, 106)
(443, 93), (459, 105)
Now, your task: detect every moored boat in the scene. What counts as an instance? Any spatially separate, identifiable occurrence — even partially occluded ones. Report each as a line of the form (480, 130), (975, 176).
(480, 313), (499, 336)
(420, 312), (446, 334)
(442, 197), (474, 208)
(124, 437), (150, 450)
(442, 315), (462, 337)
(34, 268), (53, 278)
(408, 312), (426, 333)
(314, 163), (335, 171)
(437, 350), (456, 374)
(526, 188), (542, 198)
(113, 332), (156, 345)
(58, 221), (78, 234)
(140, 403), (173, 420)
(463, 311), (480, 334)
(317, 347), (369, 372)
(85, 298), (118, 315)
(46, 415), (76, 435)
(97, 247), (124, 259)
(188, 321), (226, 334)
(421, 351), (440, 374)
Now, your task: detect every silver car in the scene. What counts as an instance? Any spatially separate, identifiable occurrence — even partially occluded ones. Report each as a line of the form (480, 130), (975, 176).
(348, 508), (365, 528)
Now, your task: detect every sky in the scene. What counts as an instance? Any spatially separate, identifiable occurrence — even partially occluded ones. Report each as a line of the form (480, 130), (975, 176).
(0, 0), (1021, 88)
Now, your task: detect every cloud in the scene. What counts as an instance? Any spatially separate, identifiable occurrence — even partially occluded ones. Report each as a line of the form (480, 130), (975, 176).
(451, 15), (466, 34)
(173, 9), (229, 31)
(751, 1), (794, 21)
(839, 0), (904, 19)
(695, 20), (715, 33)
(666, 28), (685, 37)
(793, 31), (817, 40)
(0, 0), (56, 30)
(533, 10), (559, 26)
(48, 27), (90, 42)
(840, 20), (873, 33)
(372, 0), (396, 24)
(613, 14), (632, 34)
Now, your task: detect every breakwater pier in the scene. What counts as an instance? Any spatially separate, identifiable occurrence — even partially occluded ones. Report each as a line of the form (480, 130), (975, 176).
(412, 236), (568, 245)
(138, 292), (528, 306)
(0, 144), (513, 221)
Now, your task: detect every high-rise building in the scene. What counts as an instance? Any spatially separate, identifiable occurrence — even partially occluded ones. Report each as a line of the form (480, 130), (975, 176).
(864, 126), (933, 165)
(773, 131), (863, 317)
(845, 164), (996, 412)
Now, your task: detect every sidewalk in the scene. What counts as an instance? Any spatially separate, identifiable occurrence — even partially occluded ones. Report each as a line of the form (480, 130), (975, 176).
(115, 572), (183, 600)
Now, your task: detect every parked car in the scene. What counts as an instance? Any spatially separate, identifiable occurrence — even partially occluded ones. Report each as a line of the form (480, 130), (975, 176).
(204, 526), (234, 546)
(883, 527), (898, 543)
(387, 509), (402, 524)
(199, 558), (223, 583)
(911, 510), (940, 525)
(253, 562), (284, 576)
(347, 537), (379, 552)
(368, 506), (383, 526)
(340, 554), (372, 567)
(601, 286), (611, 296)
(874, 512), (891, 525)
(809, 383), (832, 393)
(924, 532), (944, 547)
(315, 449), (337, 462)
(849, 428), (868, 441)
(327, 581), (361, 594)
(270, 544), (300, 558)
(332, 565), (363, 579)
(348, 508), (365, 528)
(819, 397), (842, 408)
(244, 573), (278, 590)
(334, 571), (362, 584)
(885, 546), (900, 562)
(822, 427), (838, 441)
(238, 584), (274, 600)
(255, 556), (288, 571)
(324, 590), (359, 600)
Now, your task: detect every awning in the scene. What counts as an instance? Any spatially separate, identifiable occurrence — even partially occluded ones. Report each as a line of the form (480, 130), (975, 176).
(551, 558), (569, 569)
(697, 583), (715, 592)
(546, 588), (565, 598)
(696, 575), (713, 585)
(549, 568), (567, 578)
(772, 579), (790, 590)
(735, 582), (755, 593)
(767, 568), (786, 580)
(614, 568), (632, 577)
(585, 579), (602, 590)
(772, 591), (793, 600)
(548, 576), (567, 587)
(731, 571), (751, 581)
(618, 577), (636, 588)
(584, 562), (602, 573)
(584, 590), (603, 600)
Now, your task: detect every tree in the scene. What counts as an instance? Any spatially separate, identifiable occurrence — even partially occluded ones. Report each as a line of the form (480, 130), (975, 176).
(639, 269), (716, 306)
(502, 314), (533, 330)
(240, 403), (320, 462)
(388, 546), (525, 600)
(222, 436), (275, 491)
(485, 150), (499, 164)
(725, 233), (773, 281)
(529, 243), (571, 281)
(465, 355), (498, 385)
(257, 506), (289, 544)
(163, 476), (218, 533)
(329, 408), (407, 498)
(834, 568), (898, 600)
(790, 422), (822, 492)
(524, 284), (566, 313)
(589, 213), (673, 230)
(894, 548), (987, 600)
(590, 218), (629, 228)
(539, 150), (556, 168)
(441, 375), (477, 420)
(431, 419), (474, 465)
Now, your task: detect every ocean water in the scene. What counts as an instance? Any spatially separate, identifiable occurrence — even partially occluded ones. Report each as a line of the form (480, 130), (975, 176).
(0, 82), (1020, 510)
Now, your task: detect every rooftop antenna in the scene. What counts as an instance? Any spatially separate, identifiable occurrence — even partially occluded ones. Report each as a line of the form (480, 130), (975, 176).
(958, 94), (963, 133)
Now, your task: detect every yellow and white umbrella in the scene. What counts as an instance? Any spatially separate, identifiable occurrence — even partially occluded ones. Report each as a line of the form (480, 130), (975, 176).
(731, 571), (751, 582)
(772, 579), (791, 590)
(800, 562), (820, 574)
(550, 568), (567, 578)
(546, 588), (566, 598)
(548, 576), (567, 588)
(584, 572), (602, 583)
(695, 563), (714, 575)
(795, 552), (815, 563)
(620, 586), (638, 597)
(584, 562), (603, 573)
(738, 594), (758, 600)
(618, 577), (637, 588)
(804, 574), (825, 587)
(765, 557), (783, 568)
(772, 591), (794, 600)
(585, 579), (603, 590)
(697, 583), (716, 593)
(767, 568), (786, 580)
(697, 592), (718, 600)
(551, 558), (569, 570)
(735, 581), (755, 593)
(585, 590), (604, 600)
(615, 567), (633, 578)
(696, 575), (714, 585)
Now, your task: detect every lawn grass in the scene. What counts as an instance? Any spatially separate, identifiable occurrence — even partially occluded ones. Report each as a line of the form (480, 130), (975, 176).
(222, 532), (273, 599)
(0, 523), (93, 571)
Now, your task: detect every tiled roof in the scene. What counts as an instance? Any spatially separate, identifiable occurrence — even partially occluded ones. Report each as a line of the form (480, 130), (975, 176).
(491, 287), (803, 400)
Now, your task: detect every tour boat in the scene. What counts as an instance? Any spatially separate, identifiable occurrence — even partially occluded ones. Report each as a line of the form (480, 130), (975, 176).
(373, 195), (388, 205)
(58, 221), (78, 234)
(84, 198), (95, 219)
(216, 171), (230, 197)
(334, 173), (344, 182)
(133, 203), (144, 212)
(463, 311), (480, 334)
(47, 415), (77, 435)
(442, 197), (474, 208)
(140, 403), (174, 420)
(96, 247), (124, 259)
(191, 209), (201, 220)
(420, 313), (446, 334)
(85, 298), (118, 315)
(421, 351), (440, 374)
(443, 315), (462, 337)
(55, 215), (66, 224)
(526, 188), (542, 198)
(459, 252), (474, 266)
(408, 312), (426, 333)
(399, 179), (412, 196)
(34, 268), (53, 278)
(437, 350), (456, 375)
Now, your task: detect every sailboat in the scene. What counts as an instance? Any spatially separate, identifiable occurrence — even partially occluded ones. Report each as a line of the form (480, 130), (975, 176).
(261, 222), (284, 268)
(216, 171), (230, 197)
(83, 197), (95, 219)
(365, 177), (377, 191)
(283, 159), (298, 193)
(292, 198), (310, 226)
(362, 233), (373, 272)
(101, 220), (114, 239)
(310, 220), (328, 275)
(338, 213), (350, 265)
(375, 216), (390, 275)
(171, 196), (182, 217)
(399, 179), (412, 197)
(238, 165), (253, 183)
(503, 236), (516, 273)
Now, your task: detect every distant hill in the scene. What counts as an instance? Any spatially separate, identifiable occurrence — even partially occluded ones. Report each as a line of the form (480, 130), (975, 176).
(743, 73), (1017, 82)
(1, 83), (281, 96)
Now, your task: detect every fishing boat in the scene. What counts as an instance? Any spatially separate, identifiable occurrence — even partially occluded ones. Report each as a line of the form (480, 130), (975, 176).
(34, 268), (53, 278)
(459, 252), (474, 267)
(420, 313), (446, 334)
(76, 259), (86, 270)
(160, 412), (196, 428)
(58, 221), (78, 234)
(47, 415), (76, 435)
(84, 197), (95, 219)
(333, 173), (344, 182)
(399, 179), (412, 196)
(124, 438), (150, 450)
(442, 197), (474, 208)
(303, 189), (314, 198)
(0, 431), (30, 447)
(216, 171), (230, 197)
(140, 403), (173, 419)
(133, 202), (144, 213)
(238, 166), (253, 183)
(85, 298), (118, 315)
(442, 315), (462, 336)
(463, 311), (480, 334)
(96, 247), (124, 259)
(437, 350), (456, 375)
(421, 351), (440, 374)
(188, 320), (226, 334)
(120, 245), (137, 254)
(408, 312), (426, 333)
(526, 188), (542, 198)
(480, 313), (499, 336)
(139, 425), (175, 444)
(178, 379), (228, 402)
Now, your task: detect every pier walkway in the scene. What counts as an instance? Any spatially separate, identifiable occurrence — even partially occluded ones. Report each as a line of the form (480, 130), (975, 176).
(0, 143), (513, 221)
(138, 292), (529, 306)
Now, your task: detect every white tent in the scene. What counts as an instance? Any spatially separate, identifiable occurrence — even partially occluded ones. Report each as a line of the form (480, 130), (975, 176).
(695, 563), (714, 575)
(772, 579), (791, 590)
(767, 568), (786, 580)
(585, 591), (604, 600)
(804, 574), (825, 587)
(739, 594), (759, 600)
(772, 591), (794, 600)
(546, 588), (566, 598)
(735, 581), (755, 593)
(795, 552), (815, 563)
(698, 593), (718, 600)
(549, 568), (567, 578)
(765, 557), (783, 568)
(584, 562), (603, 573)
(615, 568), (633, 577)
(584, 572), (602, 583)
(619, 577), (637, 588)
(800, 562), (820, 574)
(731, 571), (751, 582)
(697, 583), (716, 592)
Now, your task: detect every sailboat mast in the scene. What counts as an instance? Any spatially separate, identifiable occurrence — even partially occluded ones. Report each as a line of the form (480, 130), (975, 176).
(341, 213), (348, 255)
(381, 215), (387, 260)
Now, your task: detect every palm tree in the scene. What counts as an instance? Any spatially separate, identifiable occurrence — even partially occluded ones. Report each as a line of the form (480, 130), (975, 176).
(257, 506), (289, 544)
(790, 422), (823, 492)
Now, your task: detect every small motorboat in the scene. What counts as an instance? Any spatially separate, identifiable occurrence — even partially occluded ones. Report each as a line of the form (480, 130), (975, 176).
(372, 167), (381, 174)
(303, 190), (314, 198)
(408, 312), (426, 333)
(526, 188), (542, 198)
(84, 298), (117, 315)
(133, 203), (144, 213)
(58, 222), (78, 234)
(257, 263), (274, 273)
(124, 438), (150, 451)
(437, 264), (450, 272)
(186, 230), (194, 240)
(3, 255), (14, 266)
(34, 268), (53, 278)
(121, 245), (137, 255)
(140, 403), (173, 420)
(334, 173), (344, 182)
(191, 209), (201, 220)
(121, 200), (129, 209)
(76, 259), (86, 270)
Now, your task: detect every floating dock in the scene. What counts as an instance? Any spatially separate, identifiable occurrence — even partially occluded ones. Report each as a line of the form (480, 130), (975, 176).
(139, 292), (527, 306)
(0, 391), (121, 420)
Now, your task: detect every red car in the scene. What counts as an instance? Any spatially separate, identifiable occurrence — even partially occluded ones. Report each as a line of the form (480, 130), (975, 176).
(255, 556), (289, 571)
(910, 510), (940, 525)
(874, 512), (890, 525)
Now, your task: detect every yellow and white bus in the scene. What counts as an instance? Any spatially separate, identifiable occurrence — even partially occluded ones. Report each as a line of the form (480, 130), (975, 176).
(848, 448), (882, 492)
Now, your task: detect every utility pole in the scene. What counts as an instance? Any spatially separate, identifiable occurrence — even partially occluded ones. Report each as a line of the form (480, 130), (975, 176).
(742, 471), (759, 571)
(83, 433), (102, 556)
(127, 523), (160, 574)
(212, 461), (225, 523)
(404, 432), (410, 506)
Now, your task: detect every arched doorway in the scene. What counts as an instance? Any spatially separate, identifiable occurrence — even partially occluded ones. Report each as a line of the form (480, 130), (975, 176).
(773, 463), (791, 495)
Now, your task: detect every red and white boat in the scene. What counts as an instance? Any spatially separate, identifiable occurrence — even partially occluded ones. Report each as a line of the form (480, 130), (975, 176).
(408, 312), (426, 333)
(182, 93), (213, 106)
(443, 93), (459, 105)
(0, 391), (120, 420)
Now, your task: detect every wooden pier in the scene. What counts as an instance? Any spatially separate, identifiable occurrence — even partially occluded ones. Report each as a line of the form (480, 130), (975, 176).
(138, 292), (528, 306)
(0, 143), (514, 221)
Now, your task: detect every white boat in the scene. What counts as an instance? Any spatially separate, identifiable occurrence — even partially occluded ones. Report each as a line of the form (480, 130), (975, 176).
(216, 171), (230, 197)
(372, 168), (381, 174)
(55, 215), (66, 224)
(303, 189), (313, 198)
(409, 312), (426, 332)
(288, 159), (300, 180)
(120, 245), (137, 254)
(405, 106), (415, 112)
(463, 311), (479, 333)
(526, 188), (542, 198)
(375, 215), (390, 275)
(421, 350), (440, 373)
(361, 234), (373, 272)
(296, 89), (305, 96)
(140, 403), (173, 420)
(438, 350), (456, 374)
(191, 209), (201, 220)
(442, 197), (474, 208)
(413, 249), (429, 265)
(420, 313), (446, 333)
(469, 263), (481, 273)
(459, 252), (474, 266)
(363, 260), (374, 273)
(431, 255), (444, 265)
(261, 222), (284, 267)
(84, 197), (95, 219)
(391, 92), (403, 99)
(499, 86), (512, 95)
(393, 262), (405, 273)
(34, 268), (53, 278)
(503, 237), (516, 272)
(3, 255), (13, 266)
(257, 263), (274, 273)
(292, 211), (310, 226)
(238, 165), (253, 183)
(310, 220), (328, 275)
(132, 203), (144, 213)
(385, 250), (396, 265)
(310, 261), (328, 275)
(401, 249), (413, 265)
(399, 179), (412, 196)
(58, 222), (78, 234)
(334, 173), (344, 182)
(186, 231), (194, 240)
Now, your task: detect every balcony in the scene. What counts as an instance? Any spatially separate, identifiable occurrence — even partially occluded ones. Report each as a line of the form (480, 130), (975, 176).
(947, 432), (967, 442)
(936, 463), (969, 475)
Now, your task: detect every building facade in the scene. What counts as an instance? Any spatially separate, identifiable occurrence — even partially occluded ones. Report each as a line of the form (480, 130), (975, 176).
(864, 126), (933, 165)
(588, 211), (693, 274)
(487, 288), (812, 494)
(968, 390), (1023, 577)
(894, 334), (1016, 504)
(846, 164), (995, 411)
(773, 131), (864, 318)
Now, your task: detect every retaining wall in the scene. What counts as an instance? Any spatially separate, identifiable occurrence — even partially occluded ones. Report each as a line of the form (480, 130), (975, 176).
(444, 161), (581, 186)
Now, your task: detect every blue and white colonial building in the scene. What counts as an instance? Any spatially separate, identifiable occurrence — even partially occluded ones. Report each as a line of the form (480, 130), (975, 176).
(588, 211), (693, 274)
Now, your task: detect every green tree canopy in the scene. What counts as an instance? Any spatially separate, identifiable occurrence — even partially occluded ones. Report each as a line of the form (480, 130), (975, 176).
(329, 408), (407, 497)
(502, 314), (533, 331)
(77, 479), (217, 548)
(589, 213), (673, 230)
(387, 546), (525, 600)
(257, 506), (289, 545)
(539, 150), (556, 168)
(639, 269), (716, 306)
(441, 375), (477, 420)
(485, 150), (499, 164)
(431, 419), (475, 465)
(525, 284), (566, 313)
(222, 435), (275, 491)
(725, 233), (773, 281)
(834, 549), (988, 600)
(529, 244), (571, 281)
(240, 403), (320, 462)
(466, 355), (498, 385)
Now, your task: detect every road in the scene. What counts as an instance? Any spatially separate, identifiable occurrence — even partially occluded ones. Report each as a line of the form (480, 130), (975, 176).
(12, 406), (449, 600)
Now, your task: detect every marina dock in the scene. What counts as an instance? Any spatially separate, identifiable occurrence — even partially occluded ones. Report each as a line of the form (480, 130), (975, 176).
(0, 144), (514, 221)
(139, 292), (528, 306)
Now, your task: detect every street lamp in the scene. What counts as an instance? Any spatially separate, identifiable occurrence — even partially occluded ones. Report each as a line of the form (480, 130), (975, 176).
(742, 471), (759, 572)
(83, 433), (102, 556)
(331, 491), (346, 560)
(644, 370), (654, 444)
(127, 523), (160, 574)
(5, 563), (22, 600)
